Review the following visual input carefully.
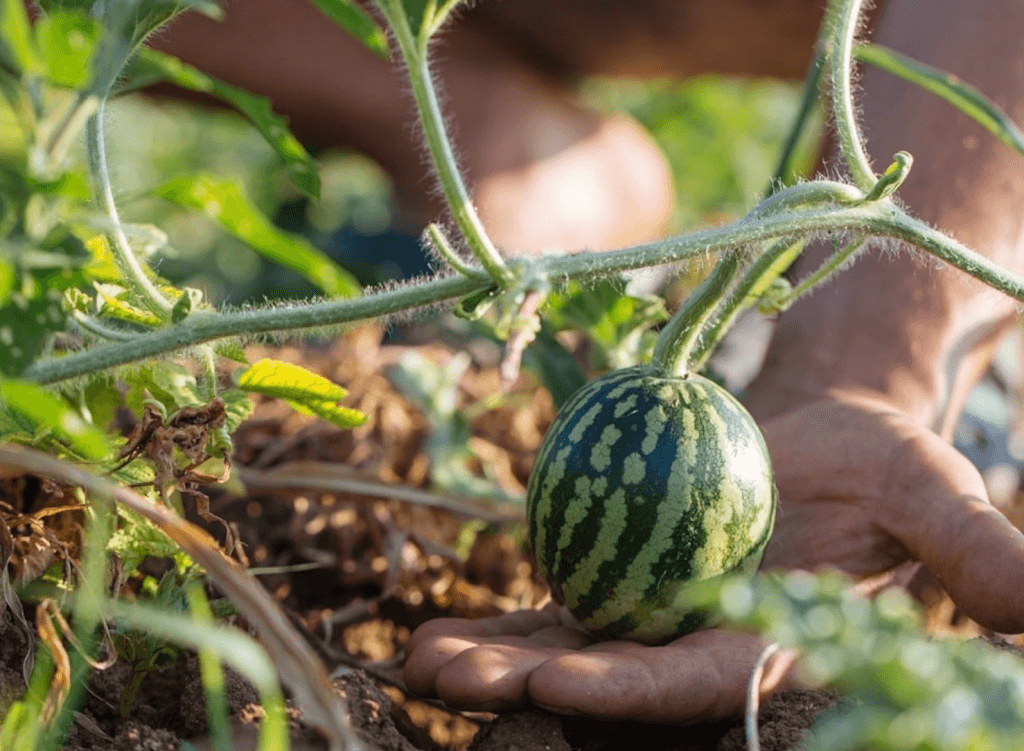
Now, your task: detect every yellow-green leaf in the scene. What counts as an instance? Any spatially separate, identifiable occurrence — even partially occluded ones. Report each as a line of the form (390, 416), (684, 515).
(0, 0), (42, 77)
(236, 359), (366, 429)
(34, 10), (99, 88)
(156, 175), (360, 298)
(0, 379), (110, 460)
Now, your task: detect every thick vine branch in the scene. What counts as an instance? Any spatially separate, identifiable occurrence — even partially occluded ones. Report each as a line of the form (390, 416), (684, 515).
(25, 195), (1024, 385)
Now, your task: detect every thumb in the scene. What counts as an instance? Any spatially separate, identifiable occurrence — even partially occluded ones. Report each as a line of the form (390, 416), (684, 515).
(883, 430), (1024, 634)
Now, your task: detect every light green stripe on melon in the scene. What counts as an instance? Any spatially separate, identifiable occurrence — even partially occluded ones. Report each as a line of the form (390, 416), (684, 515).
(569, 400), (605, 443)
(613, 392), (639, 418)
(621, 452), (646, 485)
(585, 448), (694, 630)
(589, 423), (623, 472)
(561, 488), (629, 610)
(621, 580), (695, 643)
(531, 443), (573, 569)
(606, 377), (639, 402)
(640, 403), (669, 455)
(553, 475), (596, 573)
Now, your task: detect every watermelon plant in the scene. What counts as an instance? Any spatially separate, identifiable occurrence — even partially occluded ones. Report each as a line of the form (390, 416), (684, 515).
(2, 0), (1024, 748)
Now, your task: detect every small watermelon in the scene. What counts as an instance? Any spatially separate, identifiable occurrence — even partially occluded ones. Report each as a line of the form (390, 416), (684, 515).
(526, 365), (776, 644)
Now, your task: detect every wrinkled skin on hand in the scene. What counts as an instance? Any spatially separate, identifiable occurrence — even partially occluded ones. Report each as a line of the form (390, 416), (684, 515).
(402, 392), (1024, 722)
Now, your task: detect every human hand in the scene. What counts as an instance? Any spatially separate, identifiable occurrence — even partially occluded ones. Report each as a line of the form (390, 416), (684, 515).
(402, 391), (1024, 722)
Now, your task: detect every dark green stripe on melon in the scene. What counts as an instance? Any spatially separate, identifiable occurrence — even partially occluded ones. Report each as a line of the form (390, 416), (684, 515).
(526, 366), (776, 645)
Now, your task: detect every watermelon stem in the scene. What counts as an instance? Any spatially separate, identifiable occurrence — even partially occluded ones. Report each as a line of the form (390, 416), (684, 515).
(689, 237), (807, 373)
(650, 251), (744, 376)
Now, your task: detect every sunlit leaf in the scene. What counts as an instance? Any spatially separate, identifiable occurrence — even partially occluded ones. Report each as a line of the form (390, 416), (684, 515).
(0, 379), (110, 460)
(33, 11), (99, 88)
(124, 362), (203, 415)
(236, 358), (366, 429)
(544, 278), (667, 370)
(0, 0), (42, 77)
(857, 43), (1024, 159)
(156, 175), (360, 297)
(95, 286), (164, 328)
(306, 0), (388, 58)
(0, 258), (13, 304)
(124, 49), (321, 197)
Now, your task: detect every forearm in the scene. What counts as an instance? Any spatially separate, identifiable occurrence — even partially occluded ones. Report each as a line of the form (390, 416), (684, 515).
(747, 0), (1024, 433)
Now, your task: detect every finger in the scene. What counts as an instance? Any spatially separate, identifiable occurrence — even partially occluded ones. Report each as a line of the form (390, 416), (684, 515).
(526, 630), (775, 723)
(405, 609), (563, 655)
(403, 614), (590, 698)
(433, 643), (582, 711)
(404, 632), (486, 697)
(883, 431), (1024, 633)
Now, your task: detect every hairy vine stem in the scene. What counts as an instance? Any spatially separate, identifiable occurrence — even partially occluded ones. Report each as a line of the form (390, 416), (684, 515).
(651, 252), (742, 375)
(829, 0), (876, 190)
(373, 0), (512, 286)
(25, 196), (1024, 385)
(689, 238), (806, 372)
(87, 100), (175, 319)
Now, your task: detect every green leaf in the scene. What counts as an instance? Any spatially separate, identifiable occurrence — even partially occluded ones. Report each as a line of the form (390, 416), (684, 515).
(213, 340), (248, 364)
(218, 388), (254, 434)
(34, 10), (100, 88)
(124, 49), (321, 197)
(0, 0), (42, 77)
(170, 287), (202, 323)
(0, 379), (111, 460)
(544, 279), (668, 370)
(124, 362), (203, 415)
(236, 358), (366, 429)
(95, 285), (164, 327)
(387, 350), (511, 498)
(0, 257), (13, 304)
(857, 43), (1024, 159)
(156, 175), (360, 297)
(0, 287), (66, 377)
(306, 0), (388, 58)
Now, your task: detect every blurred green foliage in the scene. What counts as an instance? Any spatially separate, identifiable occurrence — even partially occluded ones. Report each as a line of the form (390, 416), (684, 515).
(690, 571), (1024, 751)
(0, 72), (815, 306)
(584, 76), (822, 232)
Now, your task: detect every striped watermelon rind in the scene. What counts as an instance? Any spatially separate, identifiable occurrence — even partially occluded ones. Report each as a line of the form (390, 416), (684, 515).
(526, 365), (777, 645)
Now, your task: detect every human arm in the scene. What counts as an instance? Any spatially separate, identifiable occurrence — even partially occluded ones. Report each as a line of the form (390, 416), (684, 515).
(403, 0), (1024, 721)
